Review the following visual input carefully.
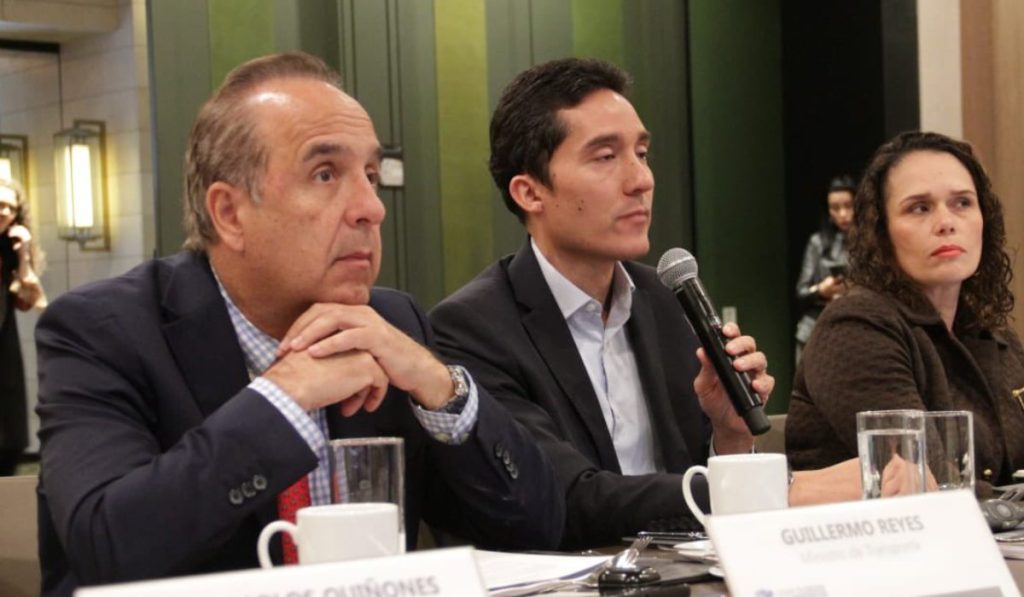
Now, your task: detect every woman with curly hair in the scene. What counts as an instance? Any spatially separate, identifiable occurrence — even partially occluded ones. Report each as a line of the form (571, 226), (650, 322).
(0, 178), (45, 475)
(786, 131), (1024, 495)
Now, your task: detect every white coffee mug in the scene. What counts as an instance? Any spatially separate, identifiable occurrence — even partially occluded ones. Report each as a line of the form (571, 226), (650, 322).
(682, 453), (789, 525)
(257, 503), (399, 568)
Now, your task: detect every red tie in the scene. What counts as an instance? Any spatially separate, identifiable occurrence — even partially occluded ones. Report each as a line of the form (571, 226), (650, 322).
(276, 476), (311, 564)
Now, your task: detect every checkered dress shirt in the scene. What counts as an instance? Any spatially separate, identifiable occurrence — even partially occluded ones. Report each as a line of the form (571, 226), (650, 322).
(213, 273), (478, 506)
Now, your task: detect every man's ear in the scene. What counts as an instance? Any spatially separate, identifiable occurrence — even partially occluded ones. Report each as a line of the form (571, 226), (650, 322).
(508, 174), (547, 217)
(206, 181), (249, 252)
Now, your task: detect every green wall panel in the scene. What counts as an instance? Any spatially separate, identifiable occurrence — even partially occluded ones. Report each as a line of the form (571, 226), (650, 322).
(689, 0), (792, 412)
(484, 0), (534, 259)
(272, 0), (340, 72)
(149, 0), (211, 255)
(572, 0), (625, 65)
(395, 0), (445, 307)
(435, 0), (493, 294)
(528, 0), (573, 64)
(623, 0), (692, 264)
(208, 0), (276, 87)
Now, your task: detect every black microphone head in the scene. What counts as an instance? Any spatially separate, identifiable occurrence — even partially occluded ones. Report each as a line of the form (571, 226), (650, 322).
(656, 248), (699, 291)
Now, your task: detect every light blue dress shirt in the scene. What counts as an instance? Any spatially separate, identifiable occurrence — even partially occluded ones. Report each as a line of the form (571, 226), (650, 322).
(532, 240), (660, 475)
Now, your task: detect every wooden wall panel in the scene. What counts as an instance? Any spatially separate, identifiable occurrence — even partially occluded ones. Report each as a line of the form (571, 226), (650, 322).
(961, 0), (1024, 334)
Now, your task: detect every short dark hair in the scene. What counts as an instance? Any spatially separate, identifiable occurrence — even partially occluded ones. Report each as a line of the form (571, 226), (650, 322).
(183, 51), (342, 251)
(848, 131), (1013, 329)
(489, 58), (631, 221)
(828, 174), (857, 194)
(820, 174), (856, 245)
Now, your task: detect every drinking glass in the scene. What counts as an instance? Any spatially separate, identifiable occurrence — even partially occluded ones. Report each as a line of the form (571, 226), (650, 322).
(329, 437), (405, 552)
(924, 410), (975, 492)
(856, 409), (927, 499)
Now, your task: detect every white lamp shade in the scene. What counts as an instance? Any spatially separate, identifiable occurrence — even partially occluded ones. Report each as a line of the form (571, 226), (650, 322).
(54, 125), (105, 243)
(0, 137), (27, 184)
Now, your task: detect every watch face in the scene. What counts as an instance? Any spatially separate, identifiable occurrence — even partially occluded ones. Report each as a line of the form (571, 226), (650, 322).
(449, 365), (469, 398)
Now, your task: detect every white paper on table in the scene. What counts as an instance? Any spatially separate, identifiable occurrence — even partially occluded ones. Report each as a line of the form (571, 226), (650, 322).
(474, 550), (608, 591)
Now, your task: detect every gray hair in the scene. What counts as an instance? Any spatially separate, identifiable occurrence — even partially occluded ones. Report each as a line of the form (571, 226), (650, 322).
(182, 51), (342, 251)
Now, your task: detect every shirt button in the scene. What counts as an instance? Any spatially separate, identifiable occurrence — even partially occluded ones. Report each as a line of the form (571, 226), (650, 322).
(228, 488), (244, 506)
(983, 468), (993, 479)
(253, 474), (267, 491)
(494, 442), (504, 458)
(241, 481), (256, 498)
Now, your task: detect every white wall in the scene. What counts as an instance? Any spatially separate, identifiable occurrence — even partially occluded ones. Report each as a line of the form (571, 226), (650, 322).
(1, 0), (153, 452)
(917, 0), (964, 138)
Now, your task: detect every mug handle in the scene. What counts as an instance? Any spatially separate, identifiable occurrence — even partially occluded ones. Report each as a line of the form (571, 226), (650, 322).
(257, 520), (299, 569)
(682, 465), (709, 526)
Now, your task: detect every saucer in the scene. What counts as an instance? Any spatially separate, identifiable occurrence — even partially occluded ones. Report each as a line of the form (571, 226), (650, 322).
(672, 540), (715, 555)
(672, 539), (718, 564)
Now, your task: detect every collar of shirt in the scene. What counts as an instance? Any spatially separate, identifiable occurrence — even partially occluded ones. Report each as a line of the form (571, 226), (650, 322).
(531, 238), (635, 332)
(210, 267), (279, 377)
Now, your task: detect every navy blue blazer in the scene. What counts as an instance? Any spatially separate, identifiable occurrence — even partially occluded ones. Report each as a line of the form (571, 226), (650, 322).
(35, 251), (562, 595)
(430, 242), (711, 548)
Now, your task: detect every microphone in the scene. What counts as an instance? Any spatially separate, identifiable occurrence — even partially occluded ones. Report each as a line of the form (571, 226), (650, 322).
(656, 248), (771, 436)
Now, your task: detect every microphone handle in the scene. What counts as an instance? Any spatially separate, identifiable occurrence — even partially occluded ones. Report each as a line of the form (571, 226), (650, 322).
(677, 282), (771, 436)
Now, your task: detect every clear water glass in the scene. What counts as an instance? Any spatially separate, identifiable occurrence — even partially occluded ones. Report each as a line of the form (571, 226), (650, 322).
(924, 410), (975, 492)
(329, 437), (405, 552)
(856, 409), (927, 499)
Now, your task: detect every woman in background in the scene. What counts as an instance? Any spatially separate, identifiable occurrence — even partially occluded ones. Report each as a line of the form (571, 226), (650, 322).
(786, 131), (1024, 496)
(794, 175), (855, 361)
(0, 178), (45, 475)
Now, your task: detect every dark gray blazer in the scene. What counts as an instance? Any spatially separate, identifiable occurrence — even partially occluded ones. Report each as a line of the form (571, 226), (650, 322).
(36, 250), (563, 596)
(430, 242), (710, 549)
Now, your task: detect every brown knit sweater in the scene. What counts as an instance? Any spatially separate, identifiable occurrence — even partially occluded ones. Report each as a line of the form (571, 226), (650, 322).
(787, 287), (1024, 495)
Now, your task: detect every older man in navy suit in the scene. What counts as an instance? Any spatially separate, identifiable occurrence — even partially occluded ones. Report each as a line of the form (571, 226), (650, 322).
(35, 52), (562, 596)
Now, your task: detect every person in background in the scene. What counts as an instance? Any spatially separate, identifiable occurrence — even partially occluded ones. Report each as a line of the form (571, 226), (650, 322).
(0, 178), (45, 476)
(794, 174), (855, 361)
(34, 51), (561, 596)
(430, 57), (868, 549)
(787, 131), (1024, 496)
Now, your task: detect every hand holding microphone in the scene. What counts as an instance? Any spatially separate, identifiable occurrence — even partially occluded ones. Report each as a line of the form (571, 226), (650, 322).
(657, 248), (773, 437)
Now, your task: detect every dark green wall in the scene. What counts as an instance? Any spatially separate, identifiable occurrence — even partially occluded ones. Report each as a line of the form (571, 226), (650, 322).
(435, 0), (492, 295)
(148, 0), (210, 258)
(689, 0), (791, 412)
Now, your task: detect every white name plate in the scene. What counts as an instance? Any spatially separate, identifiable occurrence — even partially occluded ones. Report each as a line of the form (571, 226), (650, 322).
(75, 547), (486, 597)
(706, 490), (1019, 597)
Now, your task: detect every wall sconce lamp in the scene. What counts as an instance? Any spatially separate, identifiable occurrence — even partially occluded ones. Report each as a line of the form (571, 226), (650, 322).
(54, 120), (109, 250)
(0, 134), (28, 184)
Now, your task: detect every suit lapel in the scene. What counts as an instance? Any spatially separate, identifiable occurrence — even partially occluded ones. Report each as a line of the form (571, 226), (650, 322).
(160, 252), (250, 418)
(508, 242), (621, 472)
(625, 283), (693, 472)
